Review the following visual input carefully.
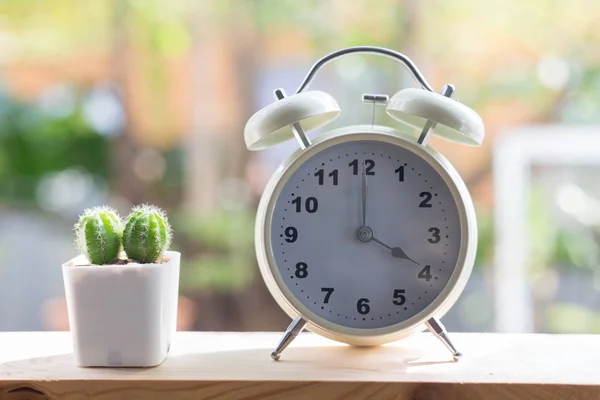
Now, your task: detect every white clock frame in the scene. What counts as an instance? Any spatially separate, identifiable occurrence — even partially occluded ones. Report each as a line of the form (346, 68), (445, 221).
(256, 125), (478, 346)
(244, 46), (485, 361)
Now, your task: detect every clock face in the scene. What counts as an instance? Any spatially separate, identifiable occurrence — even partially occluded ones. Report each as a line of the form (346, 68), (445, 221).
(269, 138), (463, 329)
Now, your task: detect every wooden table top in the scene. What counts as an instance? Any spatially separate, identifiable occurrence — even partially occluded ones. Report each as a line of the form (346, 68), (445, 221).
(1, 332), (599, 399)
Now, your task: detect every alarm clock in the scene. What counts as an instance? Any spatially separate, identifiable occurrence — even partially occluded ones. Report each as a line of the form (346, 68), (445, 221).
(244, 46), (484, 361)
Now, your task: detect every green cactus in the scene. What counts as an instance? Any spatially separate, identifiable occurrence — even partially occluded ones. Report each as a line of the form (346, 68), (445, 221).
(75, 206), (123, 265)
(123, 205), (172, 263)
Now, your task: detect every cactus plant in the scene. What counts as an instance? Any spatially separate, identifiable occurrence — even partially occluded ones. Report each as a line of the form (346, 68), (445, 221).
(75, 206), (123, 265)
(123, 205), (172, 263)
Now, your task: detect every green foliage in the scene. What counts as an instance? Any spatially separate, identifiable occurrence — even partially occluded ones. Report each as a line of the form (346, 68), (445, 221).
(123, 205), (172, 263)
(552, 230), (599, 270)
(546, 303), (600, 333)
(251, 0), (407, 50)
(474, 183), (600, 272)
(174, 208), (255, 292)
(527, 186), (559, 275)
(526, 183), (600, 272)
(75, 206), (123, 265)
(474, 209), (493, 268)
(0, 91), (109, 206)
(559, 67), (600, 124)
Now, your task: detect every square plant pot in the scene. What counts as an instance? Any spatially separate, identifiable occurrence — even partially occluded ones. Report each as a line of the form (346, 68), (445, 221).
(62, 251), (180, 367)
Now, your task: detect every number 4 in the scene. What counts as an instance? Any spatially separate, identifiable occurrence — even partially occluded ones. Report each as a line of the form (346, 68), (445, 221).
(418, 265), (433, 282)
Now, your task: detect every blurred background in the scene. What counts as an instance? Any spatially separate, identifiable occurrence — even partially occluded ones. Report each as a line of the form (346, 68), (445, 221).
(1, 0), (599, 334)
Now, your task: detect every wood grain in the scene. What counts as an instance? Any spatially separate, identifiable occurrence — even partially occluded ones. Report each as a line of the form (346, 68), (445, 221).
(1, 332), (599, 399)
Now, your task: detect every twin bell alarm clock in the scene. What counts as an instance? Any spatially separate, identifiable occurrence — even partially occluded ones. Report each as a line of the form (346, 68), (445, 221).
(243, 46), (484, 361)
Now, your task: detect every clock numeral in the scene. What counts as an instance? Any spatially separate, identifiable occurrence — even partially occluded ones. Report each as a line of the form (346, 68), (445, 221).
(349, 159), (375, 175)
(357, 298), (370, 315)
(393, 289), (406, 305)
(315, 169), (338, 186)
(305, 197), (318, 213)
(291, 196), (319, 213)
(349, 159), (358, 175)
(295, 262), (308, 278)
(329, 169), (338, 185)
(284, 226), (298, 243)
(321, 287), (334, 303)
(292, 196), (302, 212)
(315, 169), (323, 185)
(365, 160), (375, 175)
(427, 227), (441, 244)
(418, 265), (433, 282)
(394, 165), (405, 182)
(419, 192), (433, 208)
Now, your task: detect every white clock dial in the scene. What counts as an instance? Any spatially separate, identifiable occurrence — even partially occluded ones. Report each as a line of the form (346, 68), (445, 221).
(269, 139), (462, 329)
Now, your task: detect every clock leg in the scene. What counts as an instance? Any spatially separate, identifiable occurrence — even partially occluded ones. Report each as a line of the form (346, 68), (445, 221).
(417, 84), (455, 146)
(273, 89), (311, 150)
(270, 316), (307, 361)
(425, 317), (462, 361)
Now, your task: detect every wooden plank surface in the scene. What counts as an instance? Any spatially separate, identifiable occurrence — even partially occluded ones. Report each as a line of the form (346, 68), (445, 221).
(1, 332), (599, 399)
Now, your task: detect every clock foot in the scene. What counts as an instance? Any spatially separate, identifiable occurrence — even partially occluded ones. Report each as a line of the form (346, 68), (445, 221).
(425, 317), (462, 361)
(270, 316), (307, 361)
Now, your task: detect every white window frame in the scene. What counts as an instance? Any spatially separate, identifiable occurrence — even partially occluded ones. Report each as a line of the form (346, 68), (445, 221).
(493, 125), (600, 332)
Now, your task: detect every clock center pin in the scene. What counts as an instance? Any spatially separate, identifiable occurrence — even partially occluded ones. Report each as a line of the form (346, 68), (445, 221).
(357, 226), (373, 243)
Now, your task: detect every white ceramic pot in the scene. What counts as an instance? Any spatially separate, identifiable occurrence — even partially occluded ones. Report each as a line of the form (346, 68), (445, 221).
(62, 251), (180, 367)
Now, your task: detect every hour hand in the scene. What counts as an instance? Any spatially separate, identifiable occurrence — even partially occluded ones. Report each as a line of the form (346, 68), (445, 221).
(371, 237), (420, 265)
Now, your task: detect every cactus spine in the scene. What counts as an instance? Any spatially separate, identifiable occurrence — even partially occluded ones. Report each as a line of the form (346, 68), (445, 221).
(123, 205), (172, 263)
(75, 206), (123, 265)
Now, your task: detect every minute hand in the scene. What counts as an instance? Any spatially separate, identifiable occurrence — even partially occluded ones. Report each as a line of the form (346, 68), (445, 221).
(371, 237), (420, 265)
(361, 160), (367, 227)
